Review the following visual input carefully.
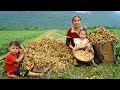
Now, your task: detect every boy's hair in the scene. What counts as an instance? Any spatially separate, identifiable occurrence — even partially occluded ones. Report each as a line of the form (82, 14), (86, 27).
(78, 28), (88, 36)
(9, 41), (20, 48)
(72, 15), (81, 23)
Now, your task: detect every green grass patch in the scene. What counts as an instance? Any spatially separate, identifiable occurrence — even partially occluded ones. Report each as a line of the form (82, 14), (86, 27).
(0, 29), (47, 55)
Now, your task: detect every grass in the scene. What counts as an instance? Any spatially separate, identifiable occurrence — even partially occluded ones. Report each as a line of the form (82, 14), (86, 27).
(44, 63), (120, 79)
(0, 29), (48, 55)
(0, 28), (120, 79)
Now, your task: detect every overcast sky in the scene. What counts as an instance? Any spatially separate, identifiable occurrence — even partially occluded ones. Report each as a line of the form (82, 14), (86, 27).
(75, 11), (120, 14)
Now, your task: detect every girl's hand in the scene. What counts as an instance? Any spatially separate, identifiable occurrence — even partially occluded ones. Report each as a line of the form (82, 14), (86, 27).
(74, 45), (78, 51)
(72, 47), (76, 53)
(74, 47), (77, 51)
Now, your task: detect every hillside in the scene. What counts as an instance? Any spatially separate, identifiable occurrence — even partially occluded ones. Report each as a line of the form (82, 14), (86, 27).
(0, 11), (120, 28)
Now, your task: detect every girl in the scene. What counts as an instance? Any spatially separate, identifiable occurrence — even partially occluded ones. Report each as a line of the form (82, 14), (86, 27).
(74, 28), (90, 53)
(74, 28), (97, 66)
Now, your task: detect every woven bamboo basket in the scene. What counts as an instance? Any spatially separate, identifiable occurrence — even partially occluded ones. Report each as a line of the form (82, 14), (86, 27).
(93, 42), (116, 63)
(73, 50), (94, 62)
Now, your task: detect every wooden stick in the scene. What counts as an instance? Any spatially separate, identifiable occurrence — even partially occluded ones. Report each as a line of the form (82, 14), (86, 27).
(0, 55), (6, 61)
(42, 66), (51, 74)
(0, 52), (10, 61)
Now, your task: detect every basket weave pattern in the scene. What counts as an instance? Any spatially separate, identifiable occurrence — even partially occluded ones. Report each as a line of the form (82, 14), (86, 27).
(74, 50), (94, 62)
(93, 42), (115, 63)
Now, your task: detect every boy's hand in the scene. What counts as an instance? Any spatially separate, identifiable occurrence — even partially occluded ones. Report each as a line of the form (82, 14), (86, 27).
(23, 48), (28, 54)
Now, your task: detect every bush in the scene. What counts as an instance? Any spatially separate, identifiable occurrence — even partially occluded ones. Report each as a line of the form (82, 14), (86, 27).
(115, 46), (120, 64)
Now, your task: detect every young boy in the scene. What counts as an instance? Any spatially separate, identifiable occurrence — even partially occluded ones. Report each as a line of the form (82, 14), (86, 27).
(5, 41), (45, 78)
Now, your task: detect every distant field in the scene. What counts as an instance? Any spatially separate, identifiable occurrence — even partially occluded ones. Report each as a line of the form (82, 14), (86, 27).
(0, 30), (48, 55)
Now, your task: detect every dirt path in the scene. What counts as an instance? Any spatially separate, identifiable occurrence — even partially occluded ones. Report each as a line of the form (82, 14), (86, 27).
(45, 30), (66, 42)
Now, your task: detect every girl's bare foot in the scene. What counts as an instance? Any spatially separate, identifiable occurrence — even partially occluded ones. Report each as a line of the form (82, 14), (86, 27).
(92, 62), (98, 67)
(91, 59), (98, 67)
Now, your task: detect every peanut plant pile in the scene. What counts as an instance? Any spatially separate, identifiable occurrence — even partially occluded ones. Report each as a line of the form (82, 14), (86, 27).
(21, 37), (75, 72)
(89, 27), (118, 45)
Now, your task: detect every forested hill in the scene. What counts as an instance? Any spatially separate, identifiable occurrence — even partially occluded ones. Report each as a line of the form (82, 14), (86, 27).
(0, 11), (120, 28)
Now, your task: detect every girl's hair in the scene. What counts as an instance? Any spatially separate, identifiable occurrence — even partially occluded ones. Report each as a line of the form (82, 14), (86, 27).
(9, 41), (20, 48)
(78, 28), (88, 36)
(72, 15), (81, 23)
